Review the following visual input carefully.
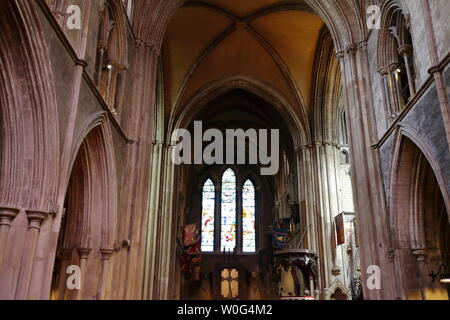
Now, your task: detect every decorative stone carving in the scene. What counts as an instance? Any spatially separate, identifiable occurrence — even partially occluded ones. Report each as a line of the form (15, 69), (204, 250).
(323, 279), (352, 300)
(331, 265), (341, 276)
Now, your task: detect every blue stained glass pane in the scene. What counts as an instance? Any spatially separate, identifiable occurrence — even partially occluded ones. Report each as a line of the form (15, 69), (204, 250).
(221, 169), (236, 251)
(201, 179), (215, 252)
(242, 180), (256, 252)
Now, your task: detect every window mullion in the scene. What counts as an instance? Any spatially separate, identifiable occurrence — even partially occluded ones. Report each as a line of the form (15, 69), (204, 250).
(214, 186), (221, 253)
(236, 183), (243, 253)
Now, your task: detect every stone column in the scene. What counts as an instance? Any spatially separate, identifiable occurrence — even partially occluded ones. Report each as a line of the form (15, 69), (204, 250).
(314, 141), (331, 288)
(412, 249), (429, 300)
(95, 45), (106, 85)
(143, 141), (164, 300)
(398, 44), (416, 96)
(389, 63), (404, 112)
(98, 249), (115, 300)
(0, 207), (19, 268)
(295, 145), (318, 253)
(123, 41), (161, 300)
(378, 67), (395, 123)
(57, 248), (73, 300)
(154, 145), (176, 300)
(336, 42), (395, 299)
(388, 248), (405, 299)
(76, 248), (91, 300)
(105, 61), (116, 107)
(15, 210), (50, 299)
(113, 64), (127, 115)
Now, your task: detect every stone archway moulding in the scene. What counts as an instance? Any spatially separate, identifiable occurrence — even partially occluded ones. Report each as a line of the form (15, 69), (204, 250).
(0, 0), (60, 212)
(388, 125), (450, 224)
(65, 113), (119, 250)
(387, 124), (450, 300)
(168, 76), (308, 148)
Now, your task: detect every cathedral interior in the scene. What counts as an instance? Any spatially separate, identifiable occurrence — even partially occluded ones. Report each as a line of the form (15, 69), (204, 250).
(0, 0), (449, 300)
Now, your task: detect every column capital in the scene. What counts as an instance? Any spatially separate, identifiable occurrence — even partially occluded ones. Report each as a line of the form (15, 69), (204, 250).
(115, 62), (129, 72)
(412, 248), (428, 263)
(398, 44), (413, 56)
(134, 38), (146, 47)
(100, 248), (115, 261)
(295, 142), (311, 151)
(378, 67), (389, 76)
(345, 44), (358, 55)
(97, 41), (108, 51)
(135, 39), (161, 55)
(389, 62), (400, 72)
(77, 248), (92, 260)
(358, 41), (368, 52)
(0, 207), (20, 226)
(335, 50), (345, 60)
(314, 141), (324, 147)
(25, 210), (50, 230)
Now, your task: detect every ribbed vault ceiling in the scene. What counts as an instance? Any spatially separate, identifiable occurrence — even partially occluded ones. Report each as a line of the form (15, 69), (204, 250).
(162, 0), (325, 119)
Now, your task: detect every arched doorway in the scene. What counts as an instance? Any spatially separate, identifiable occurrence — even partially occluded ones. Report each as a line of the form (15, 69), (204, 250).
(390, 135), (450, 300)
(51, 124), (118, 300)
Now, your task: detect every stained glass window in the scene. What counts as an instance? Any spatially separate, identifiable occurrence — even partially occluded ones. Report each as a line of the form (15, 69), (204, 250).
(242, 180), (256, 252)
(221, 169), (237, 251)
(201, 179), (215, 252)
(200, 170), (258, 253)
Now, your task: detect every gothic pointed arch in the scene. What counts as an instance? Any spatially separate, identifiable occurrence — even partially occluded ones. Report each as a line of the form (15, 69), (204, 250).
(169, 77), (306, 147)
(323, 278), (352, 300)
(0, 0), (60, 214)
(52, 116), (118, 300)
(95, 0), (129, 113)
(377, 0), (417, 117)
(312, 27), (343, 144)
(389, 128), (449, 300)
(68, 115), (119, 250)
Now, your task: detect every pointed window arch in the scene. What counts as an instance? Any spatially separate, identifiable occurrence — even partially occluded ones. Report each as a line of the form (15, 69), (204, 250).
(221, 169), (237, 251)
(201, 179), (215, 252)
(200, 168), (258, 253)
(242, 180), (256, 253)
(378, 3), (417, 118)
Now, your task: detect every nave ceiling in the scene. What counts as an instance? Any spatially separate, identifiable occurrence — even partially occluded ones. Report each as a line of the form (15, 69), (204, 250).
(161, 0), (326, 126)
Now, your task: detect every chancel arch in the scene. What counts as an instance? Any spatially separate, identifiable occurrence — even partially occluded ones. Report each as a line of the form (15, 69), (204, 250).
(149, 86), (303, 300)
